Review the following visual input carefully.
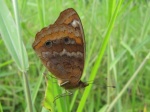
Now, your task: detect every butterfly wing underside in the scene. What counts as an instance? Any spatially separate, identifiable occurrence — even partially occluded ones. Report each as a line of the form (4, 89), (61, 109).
(32, 8), (87, 89)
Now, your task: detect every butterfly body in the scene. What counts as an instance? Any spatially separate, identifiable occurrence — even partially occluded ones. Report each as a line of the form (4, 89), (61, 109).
(32, 8), (88, 89)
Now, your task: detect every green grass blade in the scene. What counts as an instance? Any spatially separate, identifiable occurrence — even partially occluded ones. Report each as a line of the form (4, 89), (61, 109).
(121, 41), (135, 58)
(76, 0), (124, 111)
(106, 52), (150, 112)
(36, 0), (45, 27)
(0, 0), (28, 71)
(0, 102), (3, 112)
(0, 1), (32, 112)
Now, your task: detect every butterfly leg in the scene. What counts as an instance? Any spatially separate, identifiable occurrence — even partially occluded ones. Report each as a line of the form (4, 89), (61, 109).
(53, 90), (72, 103)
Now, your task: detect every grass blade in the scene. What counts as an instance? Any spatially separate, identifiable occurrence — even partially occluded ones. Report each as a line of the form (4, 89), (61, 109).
(0, 1), (28, 71)
(77, 0), (124, 111)
(106, 52), (150, 112)
(0, 1), (32, 112)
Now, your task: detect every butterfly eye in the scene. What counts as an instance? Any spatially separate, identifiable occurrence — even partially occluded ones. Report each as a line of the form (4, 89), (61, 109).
(64, 37), (70, 44)
(45, 40), (52, 48)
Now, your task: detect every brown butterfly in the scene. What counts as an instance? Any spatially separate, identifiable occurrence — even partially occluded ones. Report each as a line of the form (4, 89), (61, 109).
(32, 8), (88, 90)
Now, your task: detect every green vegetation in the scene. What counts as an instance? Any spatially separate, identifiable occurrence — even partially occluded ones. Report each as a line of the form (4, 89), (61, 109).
(0, 0), (150, 112)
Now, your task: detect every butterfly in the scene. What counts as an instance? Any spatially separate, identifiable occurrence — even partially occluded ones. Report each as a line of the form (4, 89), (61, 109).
(32, 8), (88, 90)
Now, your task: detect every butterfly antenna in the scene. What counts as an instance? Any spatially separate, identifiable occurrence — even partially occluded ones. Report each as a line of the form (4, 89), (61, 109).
(87, 82), (116, 88)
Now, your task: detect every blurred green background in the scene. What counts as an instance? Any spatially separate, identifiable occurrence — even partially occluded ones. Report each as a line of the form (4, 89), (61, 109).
(0, 0), (150, 112)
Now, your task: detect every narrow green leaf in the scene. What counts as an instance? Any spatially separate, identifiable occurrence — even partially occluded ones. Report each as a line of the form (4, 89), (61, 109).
(121, 41), (135, 58)
(0, 0), (28, 71)
(77, 0), (124, 111)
